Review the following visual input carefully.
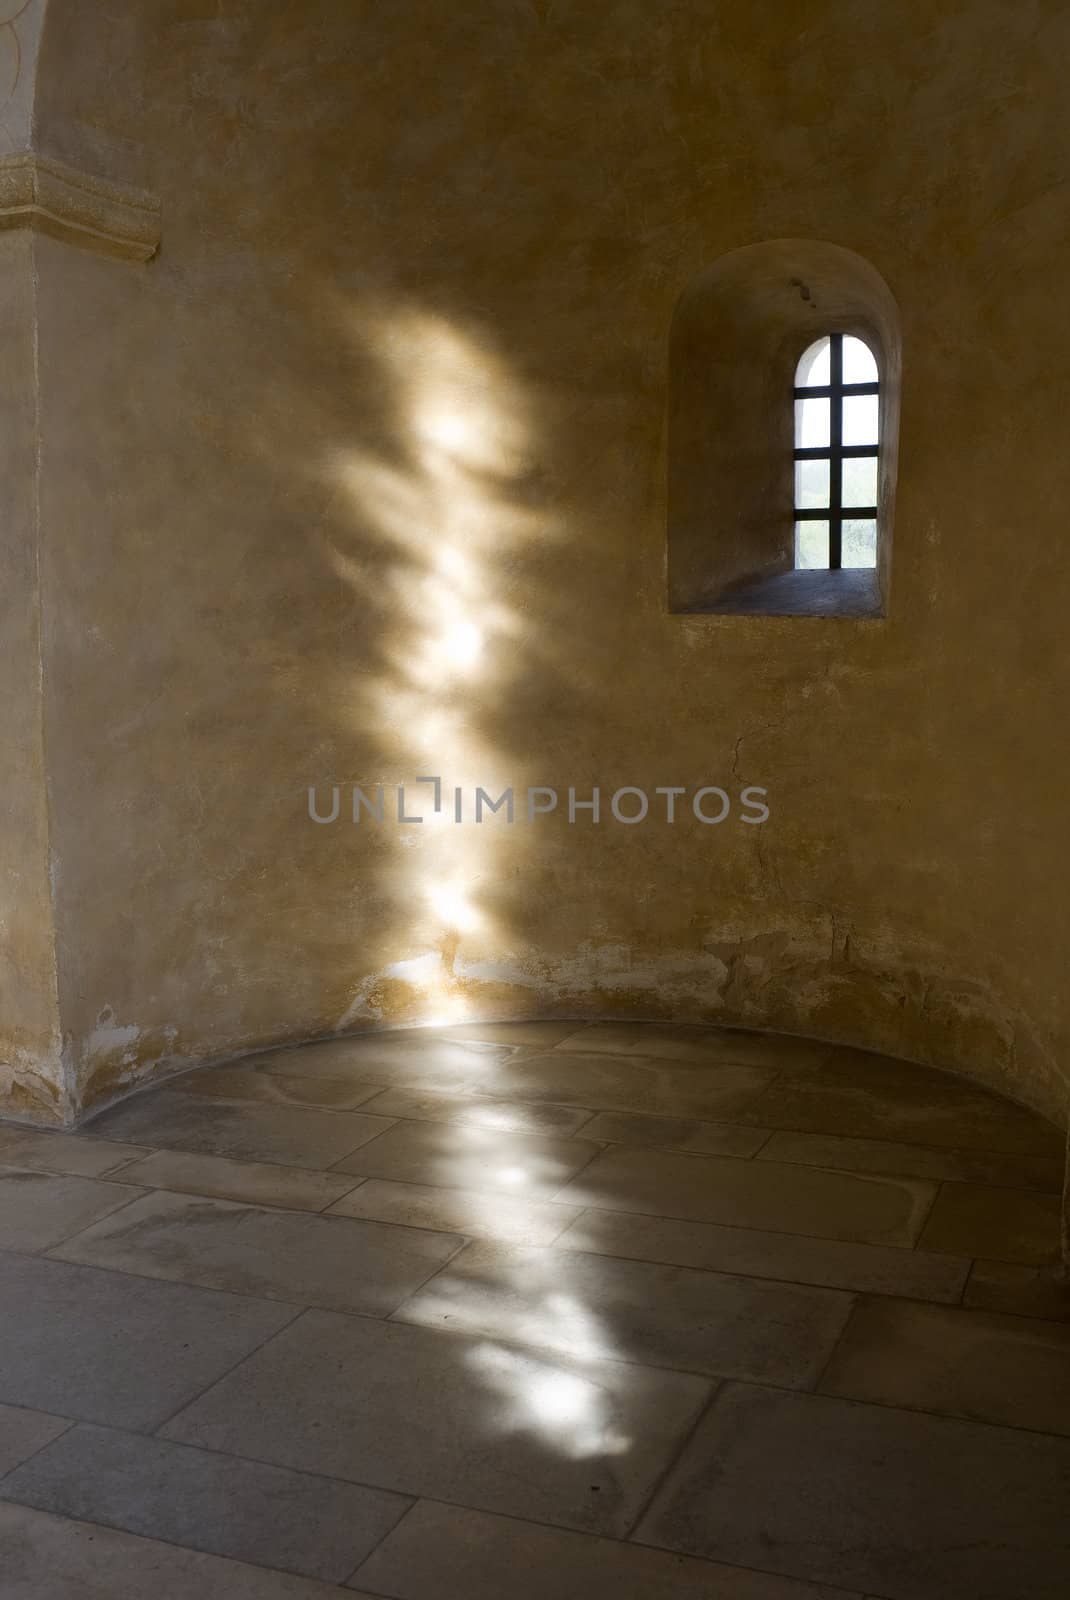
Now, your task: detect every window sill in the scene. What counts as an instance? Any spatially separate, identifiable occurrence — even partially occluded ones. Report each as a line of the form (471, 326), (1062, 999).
(684, 567), (883, 619)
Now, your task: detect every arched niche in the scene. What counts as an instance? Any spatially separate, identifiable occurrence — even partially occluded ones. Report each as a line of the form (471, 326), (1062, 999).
(667, 239), (901, 618)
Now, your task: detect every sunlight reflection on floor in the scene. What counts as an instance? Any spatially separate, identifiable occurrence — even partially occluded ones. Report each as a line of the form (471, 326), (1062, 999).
(467, 1343), (632, 1460)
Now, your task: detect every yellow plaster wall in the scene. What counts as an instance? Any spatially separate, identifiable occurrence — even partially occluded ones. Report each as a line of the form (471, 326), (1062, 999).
(10, 0), (1067, 1128)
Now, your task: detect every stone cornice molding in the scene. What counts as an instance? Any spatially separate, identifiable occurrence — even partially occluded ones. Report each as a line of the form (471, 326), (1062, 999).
(0, 149), (160, 261)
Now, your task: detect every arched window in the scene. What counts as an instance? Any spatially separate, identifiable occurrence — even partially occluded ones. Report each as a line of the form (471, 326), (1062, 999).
(794, 334), (879, 571)
(667, 240), (899, 617)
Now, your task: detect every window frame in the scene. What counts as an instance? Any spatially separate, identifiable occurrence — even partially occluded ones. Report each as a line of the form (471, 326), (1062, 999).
(793, 333), (879, 571)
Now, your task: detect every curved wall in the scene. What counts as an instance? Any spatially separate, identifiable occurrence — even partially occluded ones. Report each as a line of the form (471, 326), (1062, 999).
(18, 0), (1070, 1130)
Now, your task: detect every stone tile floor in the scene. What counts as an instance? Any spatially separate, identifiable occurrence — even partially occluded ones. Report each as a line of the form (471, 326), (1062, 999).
(0, 1019), (1068, 1598)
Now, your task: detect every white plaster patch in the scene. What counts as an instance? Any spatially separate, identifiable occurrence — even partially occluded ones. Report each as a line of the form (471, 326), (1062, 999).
(0, 1040), (69, 1126)
(384, 952), (443, 985)
(454, 958), (542, 988)
(545, 943), (732, 1003)
(335, 973), (390, 1031)
(77, 1010), (179, 1092)
(84, 1012), (142, 1065)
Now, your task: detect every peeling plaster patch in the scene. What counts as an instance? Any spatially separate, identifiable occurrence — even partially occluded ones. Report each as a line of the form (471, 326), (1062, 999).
(335, 940), (457, 1030)
(336, 951), (545, 1034)
(454, 958), (542, 989)
(0, 1052), (66, 1126)
(336, 974), (387, 1031)
(546, 943), (733, 1006)
(335, 953), (455, 1031)
(561, 962), (664, 992)
(337, 952), (443, 1029)
(84, 1009), (142, 1065)
(384, 952), (443, 985)
(74, 1008), (181, 1112)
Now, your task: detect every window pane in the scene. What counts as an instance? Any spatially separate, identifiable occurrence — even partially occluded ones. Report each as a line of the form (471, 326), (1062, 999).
(795, 337), (831, 388)
(795, 396), (830, 448)
(842, 336), (878, 384)
(842, 518), (877, 569)
(842, 454), (878, 508)
(795, 519), (829, 570)
(842, 393), (879, 446)
(795, 457), (830, 509)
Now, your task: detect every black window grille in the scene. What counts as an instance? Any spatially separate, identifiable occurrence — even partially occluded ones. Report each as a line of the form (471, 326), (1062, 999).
(794, 333), (879, 570)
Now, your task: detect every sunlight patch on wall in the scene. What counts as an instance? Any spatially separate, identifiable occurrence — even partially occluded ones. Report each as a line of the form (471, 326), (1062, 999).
(323, 300), (554, 1029)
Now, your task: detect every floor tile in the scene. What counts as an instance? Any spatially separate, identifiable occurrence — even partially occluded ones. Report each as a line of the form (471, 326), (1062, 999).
(758, 1130), (1064, 1194)
(357, 1086), (594, 1136)
(0, 1406), (71, 1478)
(170, 1065), (384, 1111)
(0, 1126), (149, 1179)
(557, 1148), (936, 1246)
(637, 1382), (1070, 1600)
(0, 1168), (143, 1253)
(819, 1297), (1070, 1436)
(431, 1020), (588, 1049)
(110, 1149), (360, 1212)
(331, 1119), (603, 1197)
(86, 1095), (396, 1170)
(0, 1250), (295, 1429)
(556, 1209), (970, 1303)
(549, 1022), (667, 1054)
(162, 1308), (711, 1537)
(552, 1023), (829, 1072)
(578, 1110), (771, 1158)
(252, 1034), (510, 1093)
(356, 1498), (855, 1599)
(327, 1179), (580, 1245)
(917, 1182), (1061, 1265)
(395, 1240), (852, 1387)
(741, 1055), (1063, 1157)
(475, 1051), (777, 1120)
(964, 1260), (1070, 1322)
(3, 1024), (1063, 1598)
(52, 1190), (464, 1315)
(0, 1423), (410, 1582)
(0, 1502), (373, 1598)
